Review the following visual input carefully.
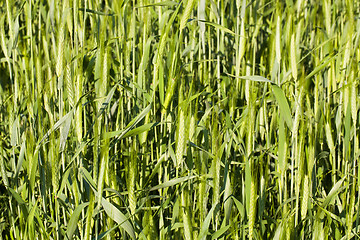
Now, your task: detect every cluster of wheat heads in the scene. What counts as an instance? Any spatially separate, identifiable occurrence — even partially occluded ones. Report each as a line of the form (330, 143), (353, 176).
(0, 0), (359, 239)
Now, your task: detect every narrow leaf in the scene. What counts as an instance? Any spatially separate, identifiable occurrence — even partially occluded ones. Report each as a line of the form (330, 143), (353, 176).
(271, 84), (293, 130)
(198, 20), (237, 36)
(137, 1), (178, 7)
(106, 122), (158, 140)
(150, 175), (196, 191)
(101, 197), (136, 239)
(198, 203), (217, 240)
(212, 225), (230, 240)
(66, 202), (90, 239)
(225, 73), (273, 83)
(104, 103), (152, 140)
(39, 109), (75, 144)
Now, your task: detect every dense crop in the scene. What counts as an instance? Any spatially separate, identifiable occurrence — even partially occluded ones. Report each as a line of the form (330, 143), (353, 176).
(0, 0), (359, 239)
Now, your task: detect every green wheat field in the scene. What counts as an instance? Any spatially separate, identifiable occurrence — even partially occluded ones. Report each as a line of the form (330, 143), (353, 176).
(0, 0), (359, 239)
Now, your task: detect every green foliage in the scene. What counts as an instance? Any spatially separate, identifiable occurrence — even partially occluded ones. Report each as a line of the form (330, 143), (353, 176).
(0, 0), (359, 239)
